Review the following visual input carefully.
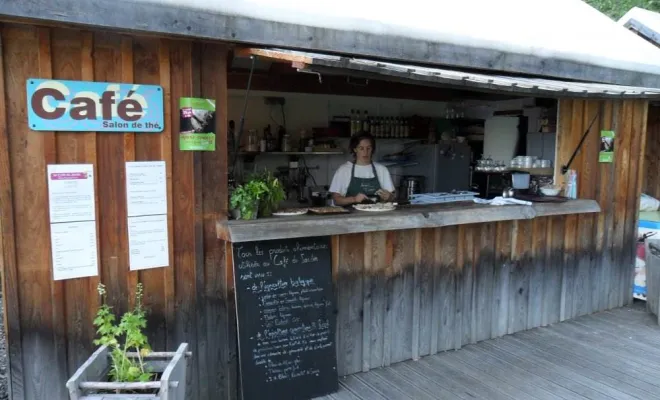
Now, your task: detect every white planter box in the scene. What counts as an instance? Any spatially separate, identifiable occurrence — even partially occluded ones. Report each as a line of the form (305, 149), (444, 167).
(66, 343), (191, 400)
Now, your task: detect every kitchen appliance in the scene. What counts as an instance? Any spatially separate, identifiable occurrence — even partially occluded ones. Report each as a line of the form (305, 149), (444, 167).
(399, 175), (425, 201)
(404, 142), (472, 193)
(508, 171), (531, 198)
(308, 186), (332, 206)
(511, 172), (530, 189)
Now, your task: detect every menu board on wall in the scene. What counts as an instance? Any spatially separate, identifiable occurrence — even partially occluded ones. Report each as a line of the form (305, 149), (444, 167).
(232, 236), (338, 400)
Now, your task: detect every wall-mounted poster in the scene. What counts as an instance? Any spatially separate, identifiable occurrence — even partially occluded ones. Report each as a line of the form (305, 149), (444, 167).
(27, 79), (164, 132)
(46, 164), (99, 281)
(125, 161), (170, 271)
(599, 130), (615, 163)
(179, 97), (216, 151)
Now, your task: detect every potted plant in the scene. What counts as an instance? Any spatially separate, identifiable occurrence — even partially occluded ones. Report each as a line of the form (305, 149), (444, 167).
(252, 170), (286, 217)
(66, 283), (191, 400)
(230, 179), (267, 220)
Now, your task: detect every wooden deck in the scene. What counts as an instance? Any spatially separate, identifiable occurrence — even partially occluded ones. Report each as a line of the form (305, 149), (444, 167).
(316, 301), (660, 400)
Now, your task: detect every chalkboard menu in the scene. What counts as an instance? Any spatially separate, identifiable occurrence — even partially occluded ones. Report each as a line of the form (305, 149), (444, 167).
(232, 236), (338, 400)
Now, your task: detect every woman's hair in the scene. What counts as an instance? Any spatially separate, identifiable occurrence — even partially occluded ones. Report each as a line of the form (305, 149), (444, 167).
(349, 131), (376, 156)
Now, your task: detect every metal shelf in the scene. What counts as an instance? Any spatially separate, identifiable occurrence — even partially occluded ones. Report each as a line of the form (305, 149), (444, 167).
(239, 151), (344, 156)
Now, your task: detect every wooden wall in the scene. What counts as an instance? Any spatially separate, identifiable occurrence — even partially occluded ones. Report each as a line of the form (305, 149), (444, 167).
(333, 98), (649, 376)
(0, 18), (651, 400)
(643, 105), (660, 199)
(0, 23), (234, 400)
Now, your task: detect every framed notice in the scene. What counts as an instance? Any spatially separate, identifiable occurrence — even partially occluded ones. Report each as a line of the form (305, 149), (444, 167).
(27, 79), (164, 132)
(179, 97), (216, 151)
(599, 130), (615, 163)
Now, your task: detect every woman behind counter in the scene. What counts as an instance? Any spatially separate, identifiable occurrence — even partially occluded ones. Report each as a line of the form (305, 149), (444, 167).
(329, 132), (396, 206)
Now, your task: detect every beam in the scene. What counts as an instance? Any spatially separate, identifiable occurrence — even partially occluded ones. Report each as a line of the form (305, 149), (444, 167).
(234, 47), (314, 64)
(228, 70), (514, 102)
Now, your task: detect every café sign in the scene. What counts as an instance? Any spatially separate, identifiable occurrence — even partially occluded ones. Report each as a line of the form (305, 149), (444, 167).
(27, 79), (164, 132)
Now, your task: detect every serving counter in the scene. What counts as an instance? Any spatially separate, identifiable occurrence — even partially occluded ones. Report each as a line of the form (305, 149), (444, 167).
(217, 200), (601, 242)
(221, 198), (613, 395)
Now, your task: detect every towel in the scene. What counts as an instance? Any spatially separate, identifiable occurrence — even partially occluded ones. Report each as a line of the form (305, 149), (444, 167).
(473, 196), (532, 206)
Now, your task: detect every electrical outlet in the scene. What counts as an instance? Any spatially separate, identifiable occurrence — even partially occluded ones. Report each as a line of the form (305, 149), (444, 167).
(264, 96), (286, 106)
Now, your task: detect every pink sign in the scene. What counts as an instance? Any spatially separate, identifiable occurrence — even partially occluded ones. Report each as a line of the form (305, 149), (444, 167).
(181, 107), (193, 118)
(50, 172), (88, 180)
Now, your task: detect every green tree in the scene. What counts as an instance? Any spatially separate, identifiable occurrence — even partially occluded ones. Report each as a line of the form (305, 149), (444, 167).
(584, 0), (660, 20)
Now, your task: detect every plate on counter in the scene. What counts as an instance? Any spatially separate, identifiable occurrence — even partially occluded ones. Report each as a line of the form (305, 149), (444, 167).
(353, 202), (397, 212)
(272, 208), (309, 217)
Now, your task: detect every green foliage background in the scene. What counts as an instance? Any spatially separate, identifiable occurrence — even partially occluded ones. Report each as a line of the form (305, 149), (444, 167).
(584, 0), (660, 20)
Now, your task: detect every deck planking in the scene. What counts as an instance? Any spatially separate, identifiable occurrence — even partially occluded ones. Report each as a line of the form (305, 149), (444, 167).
(315, 301), (660, 400)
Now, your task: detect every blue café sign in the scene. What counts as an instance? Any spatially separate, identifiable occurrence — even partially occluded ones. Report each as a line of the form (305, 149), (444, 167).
(27, 79), (164, 132)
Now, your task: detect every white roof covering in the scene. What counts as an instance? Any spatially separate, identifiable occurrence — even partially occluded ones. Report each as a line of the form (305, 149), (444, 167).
(155, 0), (660, 71)
(3, 0), (660, 87)
(619, 7), (660, 46)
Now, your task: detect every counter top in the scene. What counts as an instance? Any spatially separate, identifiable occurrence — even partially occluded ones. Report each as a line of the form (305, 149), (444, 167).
(217, 199), (600, 242)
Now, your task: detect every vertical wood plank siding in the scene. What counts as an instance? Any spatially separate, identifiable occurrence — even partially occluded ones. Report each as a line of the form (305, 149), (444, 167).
(0, 20), (650, 400)
(333, 98), (649, 377)
(0, 23), (231, 400)
(643, 106), (660, 199)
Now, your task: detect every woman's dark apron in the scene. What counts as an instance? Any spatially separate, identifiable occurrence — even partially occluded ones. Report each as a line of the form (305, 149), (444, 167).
(345, 163), (381, 197)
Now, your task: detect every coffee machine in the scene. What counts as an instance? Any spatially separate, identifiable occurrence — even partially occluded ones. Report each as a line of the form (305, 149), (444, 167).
(503, 171), (531, 198)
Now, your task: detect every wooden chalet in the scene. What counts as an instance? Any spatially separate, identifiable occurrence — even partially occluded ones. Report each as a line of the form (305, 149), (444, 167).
(1, 1), (660, 399)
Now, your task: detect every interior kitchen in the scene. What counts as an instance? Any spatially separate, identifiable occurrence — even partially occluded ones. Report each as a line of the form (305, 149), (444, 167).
(226, 51), (562, 220)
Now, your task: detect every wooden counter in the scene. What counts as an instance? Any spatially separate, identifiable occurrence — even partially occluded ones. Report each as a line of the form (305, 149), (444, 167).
(217, 200), (600, 242)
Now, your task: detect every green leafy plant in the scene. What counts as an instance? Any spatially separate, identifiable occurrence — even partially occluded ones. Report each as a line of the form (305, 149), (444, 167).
(251, 169), (286, 217)
(93, 282), (153, 384)
(230, 179), (268, 220)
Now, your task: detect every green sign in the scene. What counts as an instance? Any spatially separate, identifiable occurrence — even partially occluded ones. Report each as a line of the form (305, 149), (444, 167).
(599, 130), (615, 163)
(179, 97), (216, 151)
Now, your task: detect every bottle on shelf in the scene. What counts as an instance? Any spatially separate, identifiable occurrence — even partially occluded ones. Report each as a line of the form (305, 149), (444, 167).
(350, 109), (355, 135)
(362, 110), (369, 133)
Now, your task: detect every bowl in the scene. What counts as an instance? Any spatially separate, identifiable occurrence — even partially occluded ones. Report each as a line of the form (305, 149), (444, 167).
(540, 185), (561, 196)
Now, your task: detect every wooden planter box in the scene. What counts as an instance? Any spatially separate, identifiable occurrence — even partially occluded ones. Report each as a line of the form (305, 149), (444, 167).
(66, 343), (191, 400)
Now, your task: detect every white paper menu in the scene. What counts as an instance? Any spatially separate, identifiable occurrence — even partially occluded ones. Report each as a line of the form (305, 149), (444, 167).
(47, 164), (96, 224)
(47, 164), (99, 281)
(125, 161), (167, 217)
(50, 221), (99, 280)
(127, 214), (169, 270)
(125, 161), (170, 271)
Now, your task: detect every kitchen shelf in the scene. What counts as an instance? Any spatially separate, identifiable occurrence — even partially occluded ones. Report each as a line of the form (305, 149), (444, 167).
(238, 151), (344, 156)
(510, 167), (554, 176)
(380, 161), (420, 168)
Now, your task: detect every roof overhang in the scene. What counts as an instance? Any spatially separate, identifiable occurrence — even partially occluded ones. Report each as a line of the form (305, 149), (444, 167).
(235, 48), (660, 100)
(619, 7), (660, 47)
(3, 0), (660, 89)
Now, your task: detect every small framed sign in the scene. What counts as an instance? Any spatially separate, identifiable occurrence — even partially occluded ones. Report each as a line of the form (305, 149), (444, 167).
(27, 79), (164, 132)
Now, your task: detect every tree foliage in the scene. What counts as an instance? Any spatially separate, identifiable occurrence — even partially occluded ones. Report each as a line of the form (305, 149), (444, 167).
(584, 0), (660, 20)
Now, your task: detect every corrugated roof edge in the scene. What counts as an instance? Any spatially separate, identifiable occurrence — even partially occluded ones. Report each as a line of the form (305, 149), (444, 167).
(3, 0), (660, 88)
(242, 48), (660, 99)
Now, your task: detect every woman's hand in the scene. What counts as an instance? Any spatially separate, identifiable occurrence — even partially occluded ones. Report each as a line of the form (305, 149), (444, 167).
(376, 189), (394, 202)
(353, 193), (368, 203)
(332, 192), (368, 206)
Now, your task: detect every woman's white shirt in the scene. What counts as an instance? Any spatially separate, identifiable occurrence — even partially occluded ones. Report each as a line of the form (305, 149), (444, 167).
(328, 161), (395, 196)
